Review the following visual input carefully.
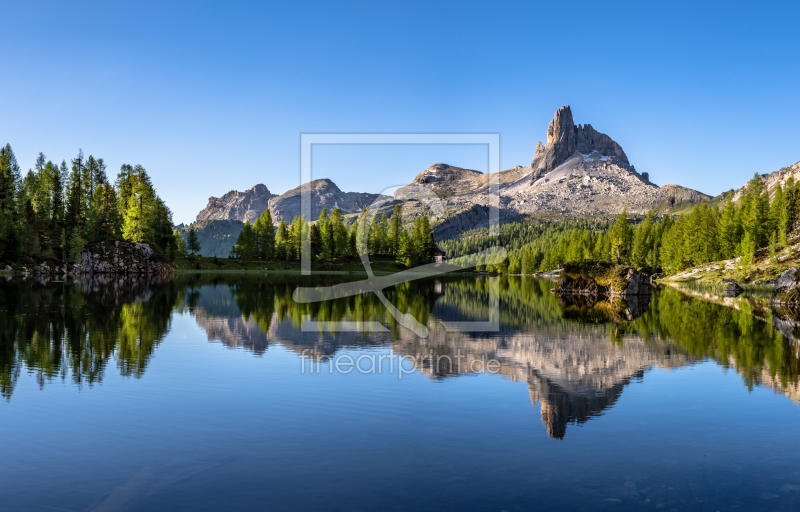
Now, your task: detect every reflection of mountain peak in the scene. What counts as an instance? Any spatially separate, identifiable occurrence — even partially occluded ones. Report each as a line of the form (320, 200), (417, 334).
(527, 367), (639, 440)
(194, 311), (272, 355)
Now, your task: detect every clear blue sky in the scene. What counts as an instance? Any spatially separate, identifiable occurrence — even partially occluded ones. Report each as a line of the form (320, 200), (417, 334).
(3, 0), (799, 224)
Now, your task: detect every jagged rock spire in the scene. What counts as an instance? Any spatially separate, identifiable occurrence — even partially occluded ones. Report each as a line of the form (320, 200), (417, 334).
(531, 106), (630, 180)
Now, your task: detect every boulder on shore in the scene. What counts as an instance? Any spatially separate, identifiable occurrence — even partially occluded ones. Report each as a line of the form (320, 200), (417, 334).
(551, 262), (651, 297)
(772, 267), (800, 305)
(36, 241), (173, 275)
(726, 282), (744, 297)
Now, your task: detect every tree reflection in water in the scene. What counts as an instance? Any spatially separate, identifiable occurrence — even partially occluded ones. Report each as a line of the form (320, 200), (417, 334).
(1, 273), (799, 439)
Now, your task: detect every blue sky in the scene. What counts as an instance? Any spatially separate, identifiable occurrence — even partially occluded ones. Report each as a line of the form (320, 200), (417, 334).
(3, 0), (799, 224)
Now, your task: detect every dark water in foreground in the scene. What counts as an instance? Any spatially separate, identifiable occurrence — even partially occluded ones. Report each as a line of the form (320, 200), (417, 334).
(2, 273), (800, 511)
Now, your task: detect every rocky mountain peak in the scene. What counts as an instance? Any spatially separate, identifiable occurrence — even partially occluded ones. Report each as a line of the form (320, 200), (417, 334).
(427, 163), (451, 172)
(196, 183), (276, 223)
(531, 105), (630, 181)
(267, 179), (381, 224)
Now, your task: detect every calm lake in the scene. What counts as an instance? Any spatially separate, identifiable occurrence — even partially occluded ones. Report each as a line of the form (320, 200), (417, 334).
(2, 273), (800, 511)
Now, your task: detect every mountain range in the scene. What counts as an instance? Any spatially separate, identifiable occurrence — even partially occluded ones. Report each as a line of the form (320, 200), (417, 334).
(189, 105), (800, 255)
(197, 106), (709, 224)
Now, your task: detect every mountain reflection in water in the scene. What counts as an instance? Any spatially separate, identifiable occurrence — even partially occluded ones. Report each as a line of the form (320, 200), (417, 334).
(1, 273), (799, 440)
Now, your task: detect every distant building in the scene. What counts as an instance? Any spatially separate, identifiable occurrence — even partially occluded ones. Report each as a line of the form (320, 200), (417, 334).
(434, 243), (447, 263)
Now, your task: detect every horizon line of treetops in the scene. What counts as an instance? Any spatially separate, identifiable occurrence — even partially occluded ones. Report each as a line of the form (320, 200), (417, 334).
(226, 203), (440, 268)
(228, 170), (797, 276)
(0, 143), (443, 267)
(3, 142), (793, 275)
(443, 172), (799, 276)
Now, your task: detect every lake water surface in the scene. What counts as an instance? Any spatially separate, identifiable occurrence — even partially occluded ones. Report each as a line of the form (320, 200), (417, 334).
(2, 273), (800, 511)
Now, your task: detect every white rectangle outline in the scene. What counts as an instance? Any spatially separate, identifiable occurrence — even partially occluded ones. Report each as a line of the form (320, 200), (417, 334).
(299, 133), (500, 333)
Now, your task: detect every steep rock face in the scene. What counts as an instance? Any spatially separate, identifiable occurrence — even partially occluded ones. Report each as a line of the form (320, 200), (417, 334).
(268, 179), (382, 224)
(196, 184), (275, 223)
(530, 106), (630, 181)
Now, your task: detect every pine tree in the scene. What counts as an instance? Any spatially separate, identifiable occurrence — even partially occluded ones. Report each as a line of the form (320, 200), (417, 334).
(256, 209), (275, 259)
(275, 218), (289, 260)
(771, 184), (786, 236)
(68, 229), (86, 262)
(318, 208), (332, 261)
(739, 229), (755, 278)
(87, 183), (120, 242)
(356, 207), (370, 258)
(115, 164), (135, 212)
(236, 221), (254, 260)
(174, 229), (188, 256)
(718, 192), (740, 258)
(309, 223), (322, 261)
(396, 230), (410, 267)
(329, 208), (347, 258)
(84, 155), (99, 204)
(521, 248), (533, 275)
(121, 165), (155, 243)
(187, 226), (201, 255)
(0, 145), (20, 261)
(609, 210), (633, 264)
(769, 231), (778, 265)
(388, 203), (402, 256)
(150, 198), (175, 256)
(348, 220), (358, 258)
(631, 211), (655, 267)
(290, 216), (306, 262)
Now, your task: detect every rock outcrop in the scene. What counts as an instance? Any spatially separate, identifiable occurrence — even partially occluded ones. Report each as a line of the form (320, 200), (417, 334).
(552, 263), (651, 297)
(36, 241), (172, 275)
(726, 282), (744, 297)
(196, 184), (276, 223)
(772, 267), (800, 305)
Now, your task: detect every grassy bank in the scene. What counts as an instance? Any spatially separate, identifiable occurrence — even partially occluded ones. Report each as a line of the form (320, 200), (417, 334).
(662, 233), (800, 285)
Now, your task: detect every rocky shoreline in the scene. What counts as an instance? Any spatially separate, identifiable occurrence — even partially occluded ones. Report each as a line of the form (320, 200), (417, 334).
(551, 262), (651, 297)
(772, 267), (800, 306)
(31, 241), (172, 277)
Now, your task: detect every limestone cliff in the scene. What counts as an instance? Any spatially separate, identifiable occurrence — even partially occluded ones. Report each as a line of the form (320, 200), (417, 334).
(196, 184), (275, 223)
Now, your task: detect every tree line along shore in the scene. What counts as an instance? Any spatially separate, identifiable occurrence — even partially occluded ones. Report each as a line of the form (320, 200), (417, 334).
(3, 142), (796, 282)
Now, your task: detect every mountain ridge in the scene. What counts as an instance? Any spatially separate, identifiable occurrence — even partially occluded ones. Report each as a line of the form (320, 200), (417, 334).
(193, 106), (720, 230)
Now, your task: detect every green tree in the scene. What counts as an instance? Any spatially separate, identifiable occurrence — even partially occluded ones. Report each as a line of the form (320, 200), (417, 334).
(330, 208), (347, 258)
(87, 182), (119, 242)
(174, 229), (188, 256)
(187, 226), (201, 255)
(236, 221), (255, 260)
(318, 208), (332, 261)
(275, 218), (289, 260)
(253, 209), (275, 259)
(68, 229), (86, 262)
(121, 165), (156, 243)
(521, 248), (534, 275)
(609, 210), (633, 263)
(388, 204), (403, 255)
